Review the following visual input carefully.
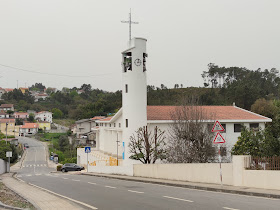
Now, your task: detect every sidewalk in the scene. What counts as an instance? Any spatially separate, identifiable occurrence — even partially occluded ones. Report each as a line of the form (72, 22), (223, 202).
(81, 172), (280, 199)
(1, 173), (84, 210)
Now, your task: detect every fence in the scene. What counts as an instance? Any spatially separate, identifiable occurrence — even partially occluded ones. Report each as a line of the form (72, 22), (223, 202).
(245, 156), (280, 170)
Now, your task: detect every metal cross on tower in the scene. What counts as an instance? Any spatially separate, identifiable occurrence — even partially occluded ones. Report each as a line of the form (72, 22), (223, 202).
(121, 9), (139, 40)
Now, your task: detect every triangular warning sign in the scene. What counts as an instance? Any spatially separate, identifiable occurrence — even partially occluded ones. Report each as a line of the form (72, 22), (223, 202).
(211, 121), (224, 132)
(213, 132), (226, 144)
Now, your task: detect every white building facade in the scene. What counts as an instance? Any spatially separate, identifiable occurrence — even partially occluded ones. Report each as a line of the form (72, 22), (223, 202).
(35, 111), (53, 123)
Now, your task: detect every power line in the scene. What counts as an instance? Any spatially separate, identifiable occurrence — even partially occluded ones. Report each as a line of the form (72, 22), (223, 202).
(0, 63), (116, 78)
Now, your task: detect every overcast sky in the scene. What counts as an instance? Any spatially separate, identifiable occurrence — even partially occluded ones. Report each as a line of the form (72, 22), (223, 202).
(0, 0), (279, 91)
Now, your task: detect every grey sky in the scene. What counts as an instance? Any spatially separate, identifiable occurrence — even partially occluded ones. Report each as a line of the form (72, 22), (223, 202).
(0, 0), (279, 91)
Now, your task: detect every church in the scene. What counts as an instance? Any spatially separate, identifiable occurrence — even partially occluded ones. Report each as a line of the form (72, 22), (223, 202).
(77, 37), (272, 174)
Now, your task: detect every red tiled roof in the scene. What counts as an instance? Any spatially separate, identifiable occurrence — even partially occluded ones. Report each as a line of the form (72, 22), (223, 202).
(14, 112), (29, 115)
(0, 104), (14, 108)
(92, 116), (106, 120)
(99, 117), (112, 122)
(0, 119), (15, 123)
(20, 123), (39, 129)
(4, 89), (14, 92)
(147, 106), (271, 121)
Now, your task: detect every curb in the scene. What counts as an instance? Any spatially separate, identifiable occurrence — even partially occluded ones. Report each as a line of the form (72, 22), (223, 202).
(0, 201), (23, 210)
(80, 173), (280, 199)
(11, 173), (42, 210)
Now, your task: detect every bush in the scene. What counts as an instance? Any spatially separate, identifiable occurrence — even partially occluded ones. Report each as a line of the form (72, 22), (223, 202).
(57, 165), (62, 171)
(61, 157), (77, 165)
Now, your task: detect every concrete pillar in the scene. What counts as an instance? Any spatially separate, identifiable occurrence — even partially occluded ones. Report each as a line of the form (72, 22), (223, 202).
(232, 155), (251, 186)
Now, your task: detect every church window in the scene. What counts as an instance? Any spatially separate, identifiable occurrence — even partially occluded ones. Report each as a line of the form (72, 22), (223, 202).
(126, 119), (128, 128)
(125, 84), (128, 93)
(123, 52), (132, 72)
(143, 53), (148, 72)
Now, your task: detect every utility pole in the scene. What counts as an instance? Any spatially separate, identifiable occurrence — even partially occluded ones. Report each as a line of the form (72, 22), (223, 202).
(116, 132), (120, 166)
(121, 9), (139, 41)
(5, 122), (8, 145)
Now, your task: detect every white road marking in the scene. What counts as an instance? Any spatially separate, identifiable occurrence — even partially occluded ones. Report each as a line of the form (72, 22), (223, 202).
(63, 177), (69, 180)
(105, 186), (116, 189)
(26, 174), (32, 177)
(40, 164), (43, 166)
(37, 164), (40, 167)
(17, 175), (22, 177)
(28, 183), (98, 209)
(72, 179), (80, 182)
(88, 182), (96, 185)
(128, 190), (144, 194)
(223, 207), (239, 210)
(163, 196), (193, 203)
(35, 174), (41, 176)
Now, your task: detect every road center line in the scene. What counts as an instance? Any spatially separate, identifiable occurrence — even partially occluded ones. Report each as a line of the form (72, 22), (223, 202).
(72, 179), (80, 182)
(223, 207), (240, 210)
(128, 190), (144, 194)
(163, 196), (193, 203)
(105, 186), (116, 189)
(62, 177), (69, 180)
(88, 182), (96, 185)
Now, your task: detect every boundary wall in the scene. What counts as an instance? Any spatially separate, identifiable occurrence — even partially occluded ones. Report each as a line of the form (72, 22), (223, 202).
(0, 159), (7, 174)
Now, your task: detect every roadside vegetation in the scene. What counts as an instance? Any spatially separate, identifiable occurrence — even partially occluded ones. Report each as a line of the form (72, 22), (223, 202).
(36, 132), (77, 164)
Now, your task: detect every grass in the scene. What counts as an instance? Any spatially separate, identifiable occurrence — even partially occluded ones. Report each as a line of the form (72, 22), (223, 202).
(53, 119), (75, 127)
(0, 182), (35, 209)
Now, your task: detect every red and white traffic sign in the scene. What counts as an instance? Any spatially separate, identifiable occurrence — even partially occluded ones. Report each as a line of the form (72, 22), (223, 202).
(213, 132), (226, 144)
(211, 121), (224, 132)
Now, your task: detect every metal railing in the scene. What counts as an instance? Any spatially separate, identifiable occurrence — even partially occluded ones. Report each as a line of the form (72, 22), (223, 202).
(245, 156), (280, 170)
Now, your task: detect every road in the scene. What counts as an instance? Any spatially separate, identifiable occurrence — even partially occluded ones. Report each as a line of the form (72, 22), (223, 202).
(17, 137), (280, 210)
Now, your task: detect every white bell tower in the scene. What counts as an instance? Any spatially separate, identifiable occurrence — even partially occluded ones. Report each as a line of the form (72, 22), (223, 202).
(122, 37), (148, 165)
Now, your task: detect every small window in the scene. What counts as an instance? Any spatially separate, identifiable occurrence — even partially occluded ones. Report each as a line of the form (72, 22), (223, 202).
(234, 124), (242, 132)
(220, 124), (226, 133)
(114, 123), (116, 127)
(119, 123), (121, 128)
(105, 124), (107, 127)
(250, 123), (259, 131)
(125, 84), (128, 93)
(126, 119), (128, 128)
(109, 124), (111, 127)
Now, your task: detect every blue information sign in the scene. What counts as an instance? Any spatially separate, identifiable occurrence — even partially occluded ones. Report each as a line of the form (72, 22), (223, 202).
(85, 147), (91, 153)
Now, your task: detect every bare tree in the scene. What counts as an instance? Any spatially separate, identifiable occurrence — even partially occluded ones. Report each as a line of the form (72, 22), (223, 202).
(167, 99), (216, 163)
(129, 126), (166, 164)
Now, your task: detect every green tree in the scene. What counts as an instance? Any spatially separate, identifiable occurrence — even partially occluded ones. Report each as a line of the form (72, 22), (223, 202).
(58, 135), (69, 152)
(28, 113), (35, 122)
(52, 108), (63, 119)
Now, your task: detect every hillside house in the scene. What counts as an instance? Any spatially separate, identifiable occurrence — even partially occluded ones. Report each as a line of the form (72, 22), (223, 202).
(0, 104), (14, 112)
(19, 123), (39, 136)
(35, 111), (52, 123)
(14, 112), (29, 119)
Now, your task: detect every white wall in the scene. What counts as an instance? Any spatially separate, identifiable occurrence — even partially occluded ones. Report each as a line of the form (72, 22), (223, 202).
(134, 163), (233, 185)
(0, 159), (6, 174)
(88, 165), (133, 176)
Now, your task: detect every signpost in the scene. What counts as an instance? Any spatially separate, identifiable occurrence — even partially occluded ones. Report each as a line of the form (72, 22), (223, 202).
(6, 151), (12, 173)
(85, 147), (91, 172)
(212, 121), (225, 186)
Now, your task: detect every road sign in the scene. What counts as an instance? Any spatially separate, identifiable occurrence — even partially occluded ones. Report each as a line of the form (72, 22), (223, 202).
(85, 147), (91, 153)
(6, 151), (12, 157)
(213, 132), (226, 144)
(211, 121), (224, 132)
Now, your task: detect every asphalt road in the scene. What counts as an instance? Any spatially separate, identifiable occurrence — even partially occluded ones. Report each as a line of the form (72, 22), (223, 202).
(18, 137), (280, 210)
